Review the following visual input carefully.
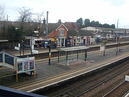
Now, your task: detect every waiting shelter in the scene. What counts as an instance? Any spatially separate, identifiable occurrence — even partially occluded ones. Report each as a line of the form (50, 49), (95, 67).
(0, 51), (36, 81)
(57, 46), (89, 65)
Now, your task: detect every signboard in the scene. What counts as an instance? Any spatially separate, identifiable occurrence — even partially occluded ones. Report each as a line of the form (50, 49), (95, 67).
(0, 53), (3, 62)
(14, 47), (20, 50)
(18, 43), (20, 48)
(100, 46), (105, 51)
(17, 57), (35, 74)
(32, 50), (39, 54)
(5, 54), (15, 66)
(125, 75), (129, 81)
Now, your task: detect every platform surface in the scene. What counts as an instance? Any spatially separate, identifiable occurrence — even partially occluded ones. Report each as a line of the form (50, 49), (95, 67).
(1, 45), (129, 93)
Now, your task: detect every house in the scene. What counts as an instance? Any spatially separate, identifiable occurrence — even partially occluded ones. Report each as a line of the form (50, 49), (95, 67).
(48, 24), (68, 47)
(48, 23), (95, 47)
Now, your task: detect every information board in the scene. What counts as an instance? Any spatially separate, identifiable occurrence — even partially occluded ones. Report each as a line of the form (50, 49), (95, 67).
(0, 53), (3, 62)
(5, 54), (14, 66)
(17, 57), (35, 74)
(100, 46), (105, 51)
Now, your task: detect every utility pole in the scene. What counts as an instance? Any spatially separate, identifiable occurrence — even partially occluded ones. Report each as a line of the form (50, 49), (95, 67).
(48, 40), (51, 65)
(116, 19), (119, 55)
(117, 19), (119, 28)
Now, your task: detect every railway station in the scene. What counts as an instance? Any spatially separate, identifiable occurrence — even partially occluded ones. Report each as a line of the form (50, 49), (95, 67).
(0, 41), (129, 97)
(1, 1), (129, 96)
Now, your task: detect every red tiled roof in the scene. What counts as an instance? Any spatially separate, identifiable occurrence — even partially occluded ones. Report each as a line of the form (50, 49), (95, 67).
(47, 30), (58, 38)
(64, 22), (80, 31)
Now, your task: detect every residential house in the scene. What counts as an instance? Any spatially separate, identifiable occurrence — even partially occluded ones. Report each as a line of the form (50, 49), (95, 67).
(48, 23), (95, 47)
(48, 24), (68, 47)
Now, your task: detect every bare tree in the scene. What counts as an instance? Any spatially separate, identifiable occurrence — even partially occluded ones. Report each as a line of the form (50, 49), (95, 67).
(35, 12), (44, 34)
(17, 7), (33, 36)
(18, 7), (32, 22)
(36, 12), (44, 23)
(0, 5), (5, 21)
(31, 11), (44, 36)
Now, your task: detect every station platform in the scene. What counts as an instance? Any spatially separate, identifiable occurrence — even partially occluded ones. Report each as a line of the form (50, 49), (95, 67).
(5, 45), (129, 93)
(5, 41), (129, 57)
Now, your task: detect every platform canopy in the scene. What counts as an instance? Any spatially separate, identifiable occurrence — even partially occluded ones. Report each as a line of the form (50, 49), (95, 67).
(58, 46), (89, 52)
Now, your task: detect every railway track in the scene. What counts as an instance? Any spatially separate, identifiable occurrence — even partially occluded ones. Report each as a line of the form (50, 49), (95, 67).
(19, 42), (129, 60)
(34, 58), (129, 97)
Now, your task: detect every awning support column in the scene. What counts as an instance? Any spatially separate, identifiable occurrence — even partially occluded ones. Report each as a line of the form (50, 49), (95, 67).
(66, 51), (68, 65)
(85, 49), (87, 61)
(58, 50), (60, 63)
(77, 50), (79, 60)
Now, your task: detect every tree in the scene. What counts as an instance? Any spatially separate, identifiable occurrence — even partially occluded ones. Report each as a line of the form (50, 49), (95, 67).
(84, 19), (90, 27)
(8, 25), (25, 42)
(111, 24), (115, 29)
(90, 21), (101, 27)
(0, 5), (5, 21)
(32, 11), (44, 35)
(102, 23), (110, 28)
(18, 7), (33, 35)
(18, 7), (32, 22)
(76, 18), (83, 28)
(90, 21), (96, 27)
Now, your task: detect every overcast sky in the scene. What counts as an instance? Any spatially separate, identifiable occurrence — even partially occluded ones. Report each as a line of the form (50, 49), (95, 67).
(0, 0), (129, 28)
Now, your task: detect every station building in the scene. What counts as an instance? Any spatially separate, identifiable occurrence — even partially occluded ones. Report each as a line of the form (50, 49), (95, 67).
(48, 23), (95, 47)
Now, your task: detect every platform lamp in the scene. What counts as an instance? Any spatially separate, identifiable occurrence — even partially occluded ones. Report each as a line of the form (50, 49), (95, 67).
(115, 34), (119, 56)
(48, 40), (51, 65)
(21, 40), (25, 55)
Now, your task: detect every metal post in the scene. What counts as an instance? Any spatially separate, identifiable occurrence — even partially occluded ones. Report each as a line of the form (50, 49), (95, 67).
(23, 44), (24, 55)
(19, 44), (21, 56)
(116, 37), (118, 56)
(48, 45), (51, 65)
(30, 36), (32, 55)
(58, 50), (60, 63)
(85, 49), (87, 61)
(77, 50), (79, 60)
(16, 71), (18, 82)
(66, 51), (68, 65)
(103, 49), (105, 56)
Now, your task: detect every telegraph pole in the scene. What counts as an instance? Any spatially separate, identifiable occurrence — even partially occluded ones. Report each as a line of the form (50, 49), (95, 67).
(117, 19), (119, 28)
(116, 19), (119, 55)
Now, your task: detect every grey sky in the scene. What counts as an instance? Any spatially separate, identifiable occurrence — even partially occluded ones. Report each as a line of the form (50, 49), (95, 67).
(0, 0), (129, 28)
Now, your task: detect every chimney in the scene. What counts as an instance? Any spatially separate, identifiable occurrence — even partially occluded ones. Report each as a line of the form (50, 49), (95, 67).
(46, 11), (49, 34)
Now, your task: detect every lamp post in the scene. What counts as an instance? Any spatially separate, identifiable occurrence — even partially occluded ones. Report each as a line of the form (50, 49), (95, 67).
(48, 40), (51, 65)
(21, 40), (24, 55)
(115, 32), (119, 56)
